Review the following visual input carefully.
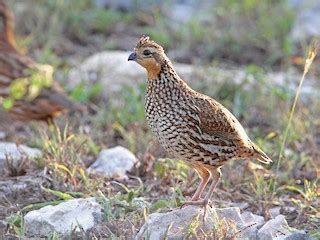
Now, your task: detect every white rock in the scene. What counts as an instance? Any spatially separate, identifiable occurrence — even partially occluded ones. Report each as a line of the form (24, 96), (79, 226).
(258, 215), (292, 239)
(24, 198), (103, 238)
(283, 231), (312, 240)
(269, 207), (281, 218)
(136, 206), (311, 240)
(67, 51), (193, 98)
(0, 132), (6, 140)
(0, 219), (7, 234)
(283, 206), (297, 213)
(216, 207), (244, 225)
(289, 0), (320, 42)
(132, 197), (150, 209)
(0, 142), (42, 174)
(0, 142), (42, 161)
(88, 146), (138, 179)
(135, 206), (219, 240)
(229, 202), (250, 210)
(241, 211), (265, 228)
(68, 51), (144, 93)
(217, 207), (266, 239)
(135, 206), (264, 240)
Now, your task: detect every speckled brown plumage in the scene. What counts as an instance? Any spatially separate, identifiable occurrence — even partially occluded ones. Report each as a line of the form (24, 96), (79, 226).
(0, 0), (81, 122)
(129, 36), (272, 209)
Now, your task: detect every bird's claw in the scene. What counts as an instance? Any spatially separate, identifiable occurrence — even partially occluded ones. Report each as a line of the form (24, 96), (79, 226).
(180, 198), (213, 221)
(180, 198), (212, 208)
(180, 199), (203, 209)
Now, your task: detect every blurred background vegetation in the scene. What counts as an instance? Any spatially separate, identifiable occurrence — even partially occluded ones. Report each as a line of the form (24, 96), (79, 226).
(10, 0), (305, 67)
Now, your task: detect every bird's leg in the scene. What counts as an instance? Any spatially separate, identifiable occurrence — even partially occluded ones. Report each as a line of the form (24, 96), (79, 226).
(181, 164), (210, 208)
(203, 167), (221, 203)
(181, 166), (211, 207)
(201, 167), (221, 221)
(190, 168), (210, 201)
(181, 167), (221, 221)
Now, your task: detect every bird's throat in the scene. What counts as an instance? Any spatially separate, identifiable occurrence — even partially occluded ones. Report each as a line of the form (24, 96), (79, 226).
(147, 63), (188, 97)
(146, 64), (161, 80)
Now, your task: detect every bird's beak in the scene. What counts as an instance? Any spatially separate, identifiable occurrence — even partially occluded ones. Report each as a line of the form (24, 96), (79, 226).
(128, 52), (137, 61)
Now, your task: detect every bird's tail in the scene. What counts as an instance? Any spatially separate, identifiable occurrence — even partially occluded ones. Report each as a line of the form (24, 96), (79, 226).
(251, 143), (272, 164)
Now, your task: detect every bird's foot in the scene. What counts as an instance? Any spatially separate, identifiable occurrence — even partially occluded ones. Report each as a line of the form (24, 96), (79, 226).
(180, 198), (213, 221)
(181, 198), (212, 208)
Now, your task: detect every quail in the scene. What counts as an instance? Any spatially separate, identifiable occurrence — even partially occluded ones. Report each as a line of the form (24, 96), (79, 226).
(128, 36), (272, 209)
(0, 0), (82, 122)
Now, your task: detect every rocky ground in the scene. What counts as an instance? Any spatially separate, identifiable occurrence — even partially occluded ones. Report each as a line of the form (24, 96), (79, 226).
(0, 51), (319, 238)
(0, 140), (315, 239)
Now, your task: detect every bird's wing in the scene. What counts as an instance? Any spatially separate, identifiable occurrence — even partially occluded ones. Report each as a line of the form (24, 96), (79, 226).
(192, 94), (250, 145)
(189, 93), (272, 163)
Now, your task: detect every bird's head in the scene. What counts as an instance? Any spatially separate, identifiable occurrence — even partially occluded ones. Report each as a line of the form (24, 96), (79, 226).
(128, 36), (167, 79)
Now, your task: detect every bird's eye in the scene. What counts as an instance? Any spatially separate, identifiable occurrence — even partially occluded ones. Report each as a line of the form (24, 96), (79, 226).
(143, 50), (152, 56)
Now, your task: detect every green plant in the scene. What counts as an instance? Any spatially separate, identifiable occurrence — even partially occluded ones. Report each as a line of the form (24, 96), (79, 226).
(107, 84), (146, 126)
(70, 81), (103, 103)
(154, 158), (189, 182)
(250, 174), (274, 198)
(287, 180), (319, 203)
(212, 0), (294, 66)
(275, 43), (317, 191)
(7, 212), (24, 237)
(26, 0), (94, 44)
(34, 123), (96, 189)
(2, 65), (53, 109)
(96, 181), (147, 222)
(93, 9), (133, 33)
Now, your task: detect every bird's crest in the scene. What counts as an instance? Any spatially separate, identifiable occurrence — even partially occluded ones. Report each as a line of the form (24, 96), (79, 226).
(135, 35), (164, 51)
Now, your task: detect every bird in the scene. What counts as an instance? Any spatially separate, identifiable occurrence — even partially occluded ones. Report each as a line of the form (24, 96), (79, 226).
(128, 36), (272, 212)
(0, 0), (82, 122)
